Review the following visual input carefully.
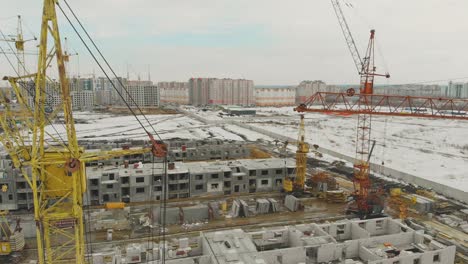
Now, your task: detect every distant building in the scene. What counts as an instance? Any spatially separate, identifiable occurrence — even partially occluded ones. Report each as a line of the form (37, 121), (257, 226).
(373, 84), (444, 97)
(6, 76), (162, 110)
(255, 87), (295, 106)
(188, 78), (255, 106)
(45, 80), (63, 109)
(95, 90), (112, 106)
(69, 77), (94, 92)
(447, 81), (468, 98)
(295, 80), (327, 103)
(158, 81), (189, 104)
(223, 106), (256, 116)
(111, 80), (159, 108)
(71, 90), (94, 110)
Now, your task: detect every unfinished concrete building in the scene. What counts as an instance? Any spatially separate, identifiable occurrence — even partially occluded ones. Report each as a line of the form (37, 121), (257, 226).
(83, 139), (251, 165)
(84, 158), (296, 206)
(0, 139), (251, 211)
(89, 217), (456, 264)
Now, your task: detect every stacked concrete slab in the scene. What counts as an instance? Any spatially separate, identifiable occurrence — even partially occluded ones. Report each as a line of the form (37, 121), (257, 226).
(231, 199), (251, 218)
(256, 198), (279, 214)
(256, 199), (270, 214)
(152, 204), (218, 225)
(285, 195), (300, 212)
(268, 198), (279, 213)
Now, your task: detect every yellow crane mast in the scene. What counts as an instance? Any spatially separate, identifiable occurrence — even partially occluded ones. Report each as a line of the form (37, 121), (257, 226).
(283, 114), (309, 193)
(0, 0), (163, 263)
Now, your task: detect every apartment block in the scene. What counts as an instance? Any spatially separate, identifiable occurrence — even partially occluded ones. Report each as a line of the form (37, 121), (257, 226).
(95, 90), (112, 106)
(374, 84), (445, 97)
(45, 80), (63, 109)
(295, 80), (327, 104)
(188, 78), (254, 106)
(158, 81), (189, 104)
(255, 87), (295, 106)
(446, 81), (468, 98)
(83, 158), (295, 206)
(0, 139), (251, 210)
(69, 77), (94, 92)
(71, 90), (94, 110)
(113, 80), (159, 108)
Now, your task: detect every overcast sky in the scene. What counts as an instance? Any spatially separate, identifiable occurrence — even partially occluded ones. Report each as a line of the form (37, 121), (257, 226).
(1, 0), (468, 85)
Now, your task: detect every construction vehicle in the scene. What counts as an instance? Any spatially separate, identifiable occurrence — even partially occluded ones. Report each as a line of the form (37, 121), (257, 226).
(0, 0), (167, 263)
(283, 114), (309, 195)
(307, 172), (347, 203)
(0, 211), (25, 256)
(308, 172), (337, 198)
(283, 115), (346, 200)
(388, 188), (417, 219)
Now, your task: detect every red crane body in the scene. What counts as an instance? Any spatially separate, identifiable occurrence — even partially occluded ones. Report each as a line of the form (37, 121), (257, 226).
(296, 29), (467, 217)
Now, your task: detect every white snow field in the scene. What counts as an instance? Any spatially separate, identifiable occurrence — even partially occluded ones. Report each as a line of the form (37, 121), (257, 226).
(45, 112), (245, 142)
(45, 109), (468, 194)
(247, 107), (468, 193)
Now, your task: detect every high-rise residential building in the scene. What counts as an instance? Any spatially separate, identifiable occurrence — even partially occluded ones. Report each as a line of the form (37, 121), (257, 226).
(116, 80), (159, 107)
(95, 90), (112, 106)
(255, 87), (295, 106)
(447, 81), (468, 98)
(158, 81), (189, 104)
(69, 77), (94, 92)
(45, 80), (63, 109)
(295, 80), (327, 104)
(373, 84), (444, 97)
(71, 90), (94, 110)
(94, 76), (127, 104)
(7, 76), (161, 110)
(188, 78), (254, 106)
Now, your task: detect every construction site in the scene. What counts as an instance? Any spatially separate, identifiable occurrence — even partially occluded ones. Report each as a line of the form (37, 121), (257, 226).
(0, 0), (467, 264)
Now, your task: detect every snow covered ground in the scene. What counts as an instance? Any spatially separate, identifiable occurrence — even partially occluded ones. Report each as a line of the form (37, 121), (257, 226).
(180, 106), (468, 193)
(45, 112), (246, 142)
(44, 108), (467, 193)
(247, 107), (468, 193)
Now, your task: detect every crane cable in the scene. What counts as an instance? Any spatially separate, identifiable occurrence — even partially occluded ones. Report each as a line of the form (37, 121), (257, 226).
(59, 0), (162, 141)
(0, 31), (85, 263)
(56, 3), (169, 262)
(341, 1), (468, 87)
(56, 3), (150, 137)
(0, 31), (72, 153)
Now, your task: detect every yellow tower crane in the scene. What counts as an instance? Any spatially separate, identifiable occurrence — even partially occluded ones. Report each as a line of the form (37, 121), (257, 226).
(0, 15), (37, 76)
(283, 114), (309, 194)
(0, 0), (165, 263)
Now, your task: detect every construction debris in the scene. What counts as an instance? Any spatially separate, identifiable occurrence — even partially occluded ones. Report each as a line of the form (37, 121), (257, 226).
(87, 209), (130, 231)
(326, 190), (347, 203)
(436, 214), (467, 228)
